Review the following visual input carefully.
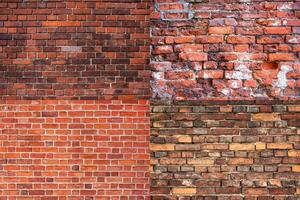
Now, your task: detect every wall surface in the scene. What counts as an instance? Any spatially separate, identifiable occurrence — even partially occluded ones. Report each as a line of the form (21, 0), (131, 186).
(0, 100), (150, 199)
(151, 101), (300, 199)
(0, 1), (151, 199)
(0, 0), (300, 200)
(0, 1), (150, 100)
(151, 0), (300, 100)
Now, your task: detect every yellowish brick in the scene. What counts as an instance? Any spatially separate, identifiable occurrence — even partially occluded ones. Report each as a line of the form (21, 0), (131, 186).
(229, 158), (253, 165)
(288, 150), (300, 157)
(292, 165), (300, 172)
(173, 187), (196, 195)
(288, 106), (300, 112)
(267, 143), (293, 149)
(296, 187), (300, 195)
(220, 106), (232, 112)
(177, 135), (192, 143)
(255, 143), (266, 150)
(150, 144), (175, 151)
(269, 179), (281, 187)
(229, 143), (255, 151)
(187, 159), (214, 165)
(252, 113), (280, 121)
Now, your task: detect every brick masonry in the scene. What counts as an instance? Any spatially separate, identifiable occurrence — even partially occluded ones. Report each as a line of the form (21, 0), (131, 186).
(0, 100), (150, 199)
(151, 100), (300, 199)
(0, 1), (150, 100)
(0, 0), (300, 199)
(151, 0), (300, 100)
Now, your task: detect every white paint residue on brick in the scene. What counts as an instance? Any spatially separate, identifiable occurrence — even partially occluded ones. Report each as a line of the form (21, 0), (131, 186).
(221, 88), (230, 96)
(278, 3), (293, 11)
(152, 72), (164, 80)
(182, 180), (193, 186)
(61, 46), (82, 52)
(227, 64), (253, 80)
(273, 65), (292, 89)
(288, 37), (300, 44)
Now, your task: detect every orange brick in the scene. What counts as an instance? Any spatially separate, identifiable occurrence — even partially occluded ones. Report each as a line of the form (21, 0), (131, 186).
(252, 113), (280, 121)
(172, 187), (196, 195)
(288, 150), (300, 157)
(292, 165), (300, 172)
(150, 144), (175, 151)
(267, 143), (293, 149)
(229, 158), (253, 165)
(208, 27), (234, 34)
(229, 143), (255, 151)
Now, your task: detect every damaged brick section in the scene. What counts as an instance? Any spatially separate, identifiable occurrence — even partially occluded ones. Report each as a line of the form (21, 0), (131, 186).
(151, 100), (300, 199)
(151, 0), (300, 100)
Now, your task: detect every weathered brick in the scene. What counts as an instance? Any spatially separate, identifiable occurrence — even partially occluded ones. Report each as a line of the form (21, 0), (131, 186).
(150, 144), (175, 151)
(288, 150), (300, 157)
(267, 143), (293, 149)
(229, 143), (255, 151)
(172, 187), (196, 195)
(252, 113), (280, 121)
(228, 158), (253, 165)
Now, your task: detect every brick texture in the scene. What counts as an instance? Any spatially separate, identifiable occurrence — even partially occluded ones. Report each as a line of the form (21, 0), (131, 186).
(151, 101), (300, 199)
(151, 0), (300, 100)
(0, 100), (150, 199)
(0, 1), (150, 100)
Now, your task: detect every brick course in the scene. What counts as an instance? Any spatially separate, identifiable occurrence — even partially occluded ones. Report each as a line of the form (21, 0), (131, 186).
(151, 101), (300, 199)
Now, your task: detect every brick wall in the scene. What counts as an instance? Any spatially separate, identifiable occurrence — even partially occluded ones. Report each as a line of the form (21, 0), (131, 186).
(151, 0), (300, 100)
(1, 0), (300, 199)
(0, 100), (149, 199)
(0, 1), (150, 100)
(151, 101), (300, 199)
(0, 1), (151, 199)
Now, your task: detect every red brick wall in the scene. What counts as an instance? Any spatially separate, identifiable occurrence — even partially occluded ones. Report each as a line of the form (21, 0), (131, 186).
(0, 1), (150, 100)
(151, 0), (300, 100)
(0, 100), (150, 199)
(0, 1), (151, 199)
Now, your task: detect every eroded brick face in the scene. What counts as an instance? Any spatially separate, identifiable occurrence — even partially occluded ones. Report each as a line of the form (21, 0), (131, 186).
(151, 0), (300, 100)
(0, 100), (150, 199)
(0, 1), (150, 100)
(151, 101), (300, 199)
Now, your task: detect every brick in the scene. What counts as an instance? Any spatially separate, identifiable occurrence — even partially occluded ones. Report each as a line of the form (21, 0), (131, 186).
(150, 144), (175, 151)
(267, 143), (293, 149)
(252, 113), (280, 121)
(288, 106), (300, 112)
(198, 70), (224, 79)
(292, 165), (300, 172)
(226, 36), (255, 44)
(288, 150), (300, 157)
(177, 135), (192, 143)
(229, 143), (255, 151)
(208, 27), (234, 34)
(264, 27), (291, 35)
(228, 158), (253, 165)
(268, 53), (295, 61)
(187, 159), (214, 165)
(244, 188), (268, 195)
(179, 52), (208, 61)
(255, 143), (266, 150)
(172, 187), (196, 195)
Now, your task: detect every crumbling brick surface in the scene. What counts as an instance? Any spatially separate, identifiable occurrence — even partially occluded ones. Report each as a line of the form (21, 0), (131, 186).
(0, 1), (150, 100)
(0, 100), (150, 199)
(151, 0), (300, 100)
(151, 100), (300, 199)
